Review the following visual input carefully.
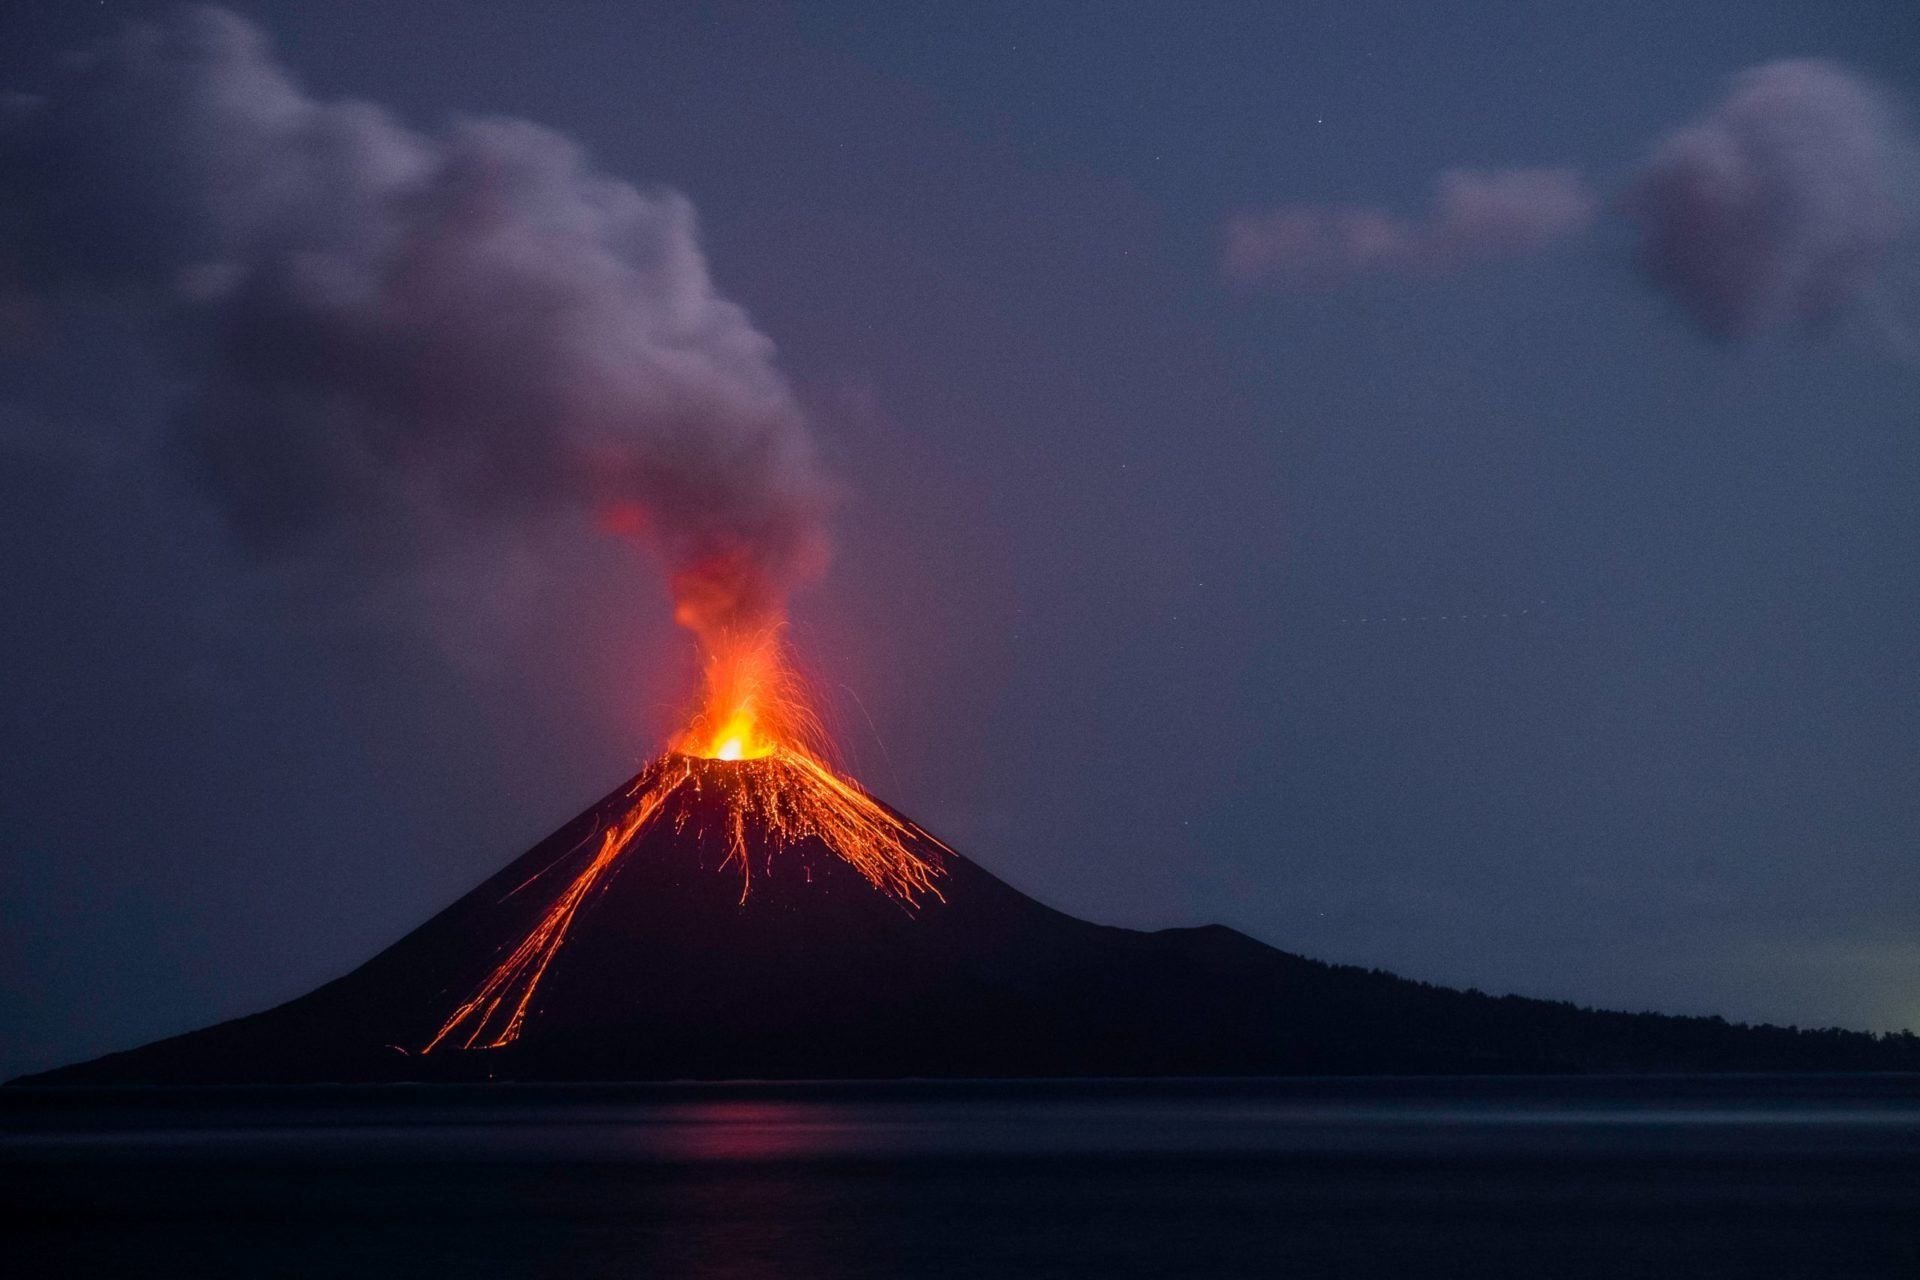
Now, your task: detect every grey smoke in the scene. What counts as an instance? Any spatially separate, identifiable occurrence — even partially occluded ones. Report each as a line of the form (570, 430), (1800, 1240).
(1224, 167), (1596, 286)
(1226, 60), (1915, 345)
(1625, 60), (1915, 340)
(0, 7), (830, 633)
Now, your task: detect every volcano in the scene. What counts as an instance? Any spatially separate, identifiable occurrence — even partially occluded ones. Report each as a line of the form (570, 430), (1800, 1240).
(17, 755), (1919, 1084)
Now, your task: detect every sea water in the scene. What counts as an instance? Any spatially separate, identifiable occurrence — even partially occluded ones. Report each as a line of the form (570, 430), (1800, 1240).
(4, 1075), (1917, 1277)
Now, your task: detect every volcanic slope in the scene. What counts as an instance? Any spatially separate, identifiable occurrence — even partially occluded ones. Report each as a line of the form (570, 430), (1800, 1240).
(19, 758), (1919, 1083)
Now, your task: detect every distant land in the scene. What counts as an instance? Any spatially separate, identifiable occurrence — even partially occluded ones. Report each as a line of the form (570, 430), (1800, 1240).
(16, 761), (1918, 1085)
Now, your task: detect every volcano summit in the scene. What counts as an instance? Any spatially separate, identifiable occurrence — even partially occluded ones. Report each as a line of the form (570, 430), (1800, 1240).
(18, 749), (1920, 1085)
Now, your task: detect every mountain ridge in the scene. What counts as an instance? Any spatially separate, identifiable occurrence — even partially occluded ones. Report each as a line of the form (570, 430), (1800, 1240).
(15, 759), (1918, 1084)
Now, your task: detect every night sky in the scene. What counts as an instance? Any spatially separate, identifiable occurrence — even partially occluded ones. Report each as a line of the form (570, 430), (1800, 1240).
(4, 1), (1917, 1080)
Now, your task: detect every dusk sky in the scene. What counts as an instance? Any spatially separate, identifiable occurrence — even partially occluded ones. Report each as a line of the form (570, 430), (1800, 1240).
(3, 0), (1916, 1080)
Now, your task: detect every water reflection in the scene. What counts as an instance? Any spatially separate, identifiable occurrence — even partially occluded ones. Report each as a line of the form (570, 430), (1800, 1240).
(625, 1103), (879, 1280)
(652, 1100), (864, 1162)
(4, 1078), (1917, 1279)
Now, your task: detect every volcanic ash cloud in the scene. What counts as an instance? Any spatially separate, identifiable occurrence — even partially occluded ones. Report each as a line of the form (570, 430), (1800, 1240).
(1624, 59), (1916, 340)
(0, 6), (830, 639)
(1224, 167), (1597, 286)
(1225, 60), (1916, 346)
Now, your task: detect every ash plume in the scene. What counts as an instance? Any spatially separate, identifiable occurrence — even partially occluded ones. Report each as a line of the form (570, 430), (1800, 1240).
(1625, 60), (1915, 340)
(1227, 60), (1916, 347)
(0, 7), (830, 639)
(1224, 167), (1596, 286)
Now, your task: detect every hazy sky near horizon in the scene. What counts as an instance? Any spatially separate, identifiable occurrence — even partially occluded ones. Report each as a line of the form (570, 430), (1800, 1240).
(2, 0), (1917, 1079)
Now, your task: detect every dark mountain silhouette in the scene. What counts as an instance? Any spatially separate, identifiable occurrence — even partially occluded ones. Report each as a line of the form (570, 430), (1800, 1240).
(15, 758), (1919, 1084)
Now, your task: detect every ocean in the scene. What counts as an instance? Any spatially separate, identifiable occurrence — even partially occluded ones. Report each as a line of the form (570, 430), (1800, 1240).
(4, 1075), (1916, 1277)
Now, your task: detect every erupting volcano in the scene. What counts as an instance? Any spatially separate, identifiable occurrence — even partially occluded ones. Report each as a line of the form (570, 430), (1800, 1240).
(14, 7), (1920, 1093)
(19, 599), (1920, 1085)
(424, 625), (947, 1054)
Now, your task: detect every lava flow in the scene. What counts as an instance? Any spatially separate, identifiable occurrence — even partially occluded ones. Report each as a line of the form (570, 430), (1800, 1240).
(424, 627), (947, 1053)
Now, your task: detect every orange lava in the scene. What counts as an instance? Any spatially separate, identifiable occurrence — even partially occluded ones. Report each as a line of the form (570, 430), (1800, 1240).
(672, 627), (801, 762)
(424, 627), (946, 1053)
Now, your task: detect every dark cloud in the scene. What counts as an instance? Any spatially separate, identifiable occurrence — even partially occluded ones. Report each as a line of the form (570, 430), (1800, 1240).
(1224, 167), (1597, 286)
(0, 6), (830, 637)
(1226, 60), (1915, 349)
(1625, 60), (1915, 340)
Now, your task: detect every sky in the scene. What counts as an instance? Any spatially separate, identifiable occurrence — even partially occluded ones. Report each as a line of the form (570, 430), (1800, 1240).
(2, 0), (1917, 1080)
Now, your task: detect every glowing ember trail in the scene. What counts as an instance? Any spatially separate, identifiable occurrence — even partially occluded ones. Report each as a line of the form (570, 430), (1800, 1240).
(424, 627), (947, 1053)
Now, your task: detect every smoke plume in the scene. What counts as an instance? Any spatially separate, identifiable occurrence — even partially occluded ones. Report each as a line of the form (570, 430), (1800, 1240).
(0, 7), (830, 641)
(1227, 60), (1916, 346)
(1224, 167), (1596, 286)
(1625, 60), (1914, 339)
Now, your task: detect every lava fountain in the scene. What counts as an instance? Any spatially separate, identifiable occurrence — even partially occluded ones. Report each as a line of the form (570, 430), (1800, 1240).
(424, 624), (948, 1053)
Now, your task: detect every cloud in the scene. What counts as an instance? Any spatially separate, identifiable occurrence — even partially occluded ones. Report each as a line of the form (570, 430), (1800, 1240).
(0, 6), (830, 638)
(1624, 60), (1915, 339)
(1224, 60), (1916, 348)
(1224, 167), (1597, 286)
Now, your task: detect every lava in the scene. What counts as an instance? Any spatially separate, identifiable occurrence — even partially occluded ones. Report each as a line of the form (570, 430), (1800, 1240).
(424, 628), (946, 1053)
(672, 626), (804, 762)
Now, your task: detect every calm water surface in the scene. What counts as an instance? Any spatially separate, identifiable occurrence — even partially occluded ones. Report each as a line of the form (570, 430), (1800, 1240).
(4, 1075), (1917, 1278)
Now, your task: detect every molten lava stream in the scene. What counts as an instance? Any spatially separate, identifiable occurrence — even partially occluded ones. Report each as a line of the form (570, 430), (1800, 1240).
(424, 776), (685, 1052)
(424, 632), (946, 1053)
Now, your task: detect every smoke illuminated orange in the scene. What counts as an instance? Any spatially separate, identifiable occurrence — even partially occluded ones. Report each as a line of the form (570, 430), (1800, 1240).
(425, 626), (946, 1053)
